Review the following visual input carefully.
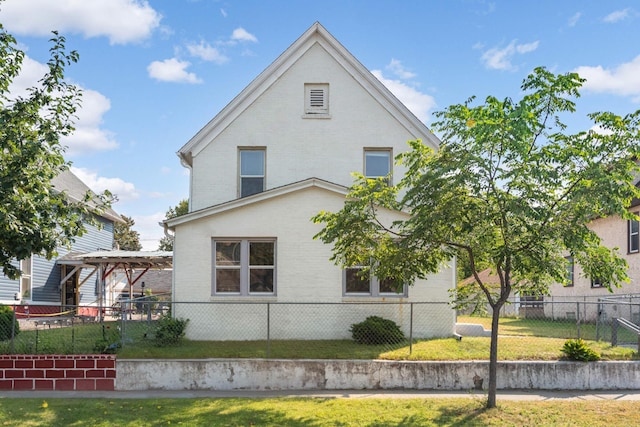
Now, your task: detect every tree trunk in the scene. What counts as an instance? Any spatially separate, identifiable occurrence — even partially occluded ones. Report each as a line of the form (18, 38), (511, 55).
(486, 301), (504, 408)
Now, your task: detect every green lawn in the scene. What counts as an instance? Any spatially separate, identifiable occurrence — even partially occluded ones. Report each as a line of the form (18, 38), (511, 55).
(0, 397), (638, 426)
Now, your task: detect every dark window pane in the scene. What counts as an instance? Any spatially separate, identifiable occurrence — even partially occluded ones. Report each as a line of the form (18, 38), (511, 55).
(216, 269), (240, 293)
(241, 177), (264, 197)
(240, 150), (264, 175)
(250, 242), (274, 265)
(365, 151), (390, 177)
(346, 268), (370, 293)
(379, 277), (403, 294)
(216, 242), (241, 265)
(250, 269), (274, 293)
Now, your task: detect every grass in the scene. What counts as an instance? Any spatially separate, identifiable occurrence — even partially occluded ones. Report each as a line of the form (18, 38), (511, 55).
(0, 397), (638, 426)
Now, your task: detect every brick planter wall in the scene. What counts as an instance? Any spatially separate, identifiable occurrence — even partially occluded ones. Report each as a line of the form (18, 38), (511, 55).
(0, 355), (116, 391)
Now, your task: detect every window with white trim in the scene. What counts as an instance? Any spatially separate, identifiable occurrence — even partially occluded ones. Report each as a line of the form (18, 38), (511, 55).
(344, 267), (406, 297)
(564, 256), (574, 287)
(629, 213), (639, 253)
(239, 148), (265, 198)
(213, 239), (275, 296)
(20, 257), (32, 300)
(364, 149), (392, 184)
(304, 83), (329, 115)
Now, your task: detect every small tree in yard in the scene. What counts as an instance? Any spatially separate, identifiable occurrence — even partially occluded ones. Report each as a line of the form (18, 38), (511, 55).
(313, 67), (640, 408)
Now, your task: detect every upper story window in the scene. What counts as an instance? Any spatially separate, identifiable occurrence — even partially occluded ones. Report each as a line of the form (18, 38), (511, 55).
(564, 256), (574, 287)
(364, 149), (392, 183)
(239, 148), (265, 198)
(629, 213), (639, 253)
(213, 239), (276, 296)
(304, 83), (329, 116)
(344, 266), (406, 297)
(591, 277), (606, 288)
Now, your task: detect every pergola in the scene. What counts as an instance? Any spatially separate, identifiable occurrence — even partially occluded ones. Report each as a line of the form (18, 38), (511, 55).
(58, 250), (172, 318)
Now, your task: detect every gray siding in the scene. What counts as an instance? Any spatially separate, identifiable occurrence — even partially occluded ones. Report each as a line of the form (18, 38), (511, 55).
(0, 260), (19, 301)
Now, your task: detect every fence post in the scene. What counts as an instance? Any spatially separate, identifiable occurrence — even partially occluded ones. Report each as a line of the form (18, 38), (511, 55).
(409, 303), (414, 355)
(266, 303), (271, 359)
(576, 302), (580, 339)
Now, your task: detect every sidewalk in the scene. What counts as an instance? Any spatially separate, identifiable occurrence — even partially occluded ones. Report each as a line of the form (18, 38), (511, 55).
(2, 389), (640, 401)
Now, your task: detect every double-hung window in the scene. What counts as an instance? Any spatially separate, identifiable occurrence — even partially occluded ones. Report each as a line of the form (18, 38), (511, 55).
(20, 257), (32, 300)
(629, 213), (639, 254)
(564, 256), (574, 287)
(214, 239), (276, 296)
(364, 149), (392, 184)
(239, 148), (265, 198)
(344, 266), (406, 297)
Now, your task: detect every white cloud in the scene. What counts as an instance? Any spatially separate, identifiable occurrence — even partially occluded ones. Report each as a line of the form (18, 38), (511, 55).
(8, 55), (117, 155)
(589, 124), (614, 136)
(0, 0), (162, 45)
(480, 39), (539, 71)
(568, 12), (582, 27)
(231, 27), (258, 43)
(220, 8), (228, 18)
(573, 55), (640, 100)
(386, 59), (417, 80)
(70, 167), (139, 201)
(371, 70), (436, 123)
(133, 211), (167, 251)
(186, 41), (229, 64)
(604, 8), (631, 23)
(147, 58), (202, 84)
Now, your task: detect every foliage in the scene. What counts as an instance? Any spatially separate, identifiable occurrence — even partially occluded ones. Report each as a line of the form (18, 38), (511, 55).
(154, 315), (189, 346)
(313, 67), (640, 407)
(0, 305), (19, 341)
(561, 338), (601, 361)
(0, 24), (111, 279)
(350, 316), (405, 345)
(93, 324), (121, 354)
(158, 199), (188, 251)
(114, 214), (142, 251)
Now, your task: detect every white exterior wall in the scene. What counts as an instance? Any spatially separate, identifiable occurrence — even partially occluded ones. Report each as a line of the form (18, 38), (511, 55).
(173, 186), (455, 340)
(190, 42), (420, 210)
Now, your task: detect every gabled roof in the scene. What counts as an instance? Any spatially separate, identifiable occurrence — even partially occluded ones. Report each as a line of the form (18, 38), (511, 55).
(52, 169), (123, 224)
(177, 22), (441, 167)
(165, 177), (348, 228)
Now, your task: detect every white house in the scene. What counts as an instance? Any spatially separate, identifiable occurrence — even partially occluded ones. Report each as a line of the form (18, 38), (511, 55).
(166, 22), (456, 341)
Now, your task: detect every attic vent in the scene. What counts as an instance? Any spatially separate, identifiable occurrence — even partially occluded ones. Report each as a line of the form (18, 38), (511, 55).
(304, 83), (329, 116)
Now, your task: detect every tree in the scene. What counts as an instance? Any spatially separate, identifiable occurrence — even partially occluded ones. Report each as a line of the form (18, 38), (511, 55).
(313, 67), (640, 408)
(158, 199), (188, 251)
(114, 215), (142, 251)
(0, 23), (110, 279)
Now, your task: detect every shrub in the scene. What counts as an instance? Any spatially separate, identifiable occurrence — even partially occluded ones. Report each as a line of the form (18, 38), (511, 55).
(561, 338), (601, 361)
(0, 305), (19, 341)
(154, 315), (189, 346)
(350, 316), (405, 345)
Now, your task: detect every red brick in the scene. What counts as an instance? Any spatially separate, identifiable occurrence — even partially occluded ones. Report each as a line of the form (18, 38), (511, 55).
(0, 360), (14, 368)
(4, 370), (24, 379)
(86, 369), (106, 378)
(65, 370), (85, 379)
(35, 360), (54, 369)
(54, 379), (75, 390)
(0, 380), (13, 390)
(76, 379), (96, 391)
(46, 370), (65, 379)
(15, 360), (33, 369)
(76, 360), (95, 369)
(96, 378), (115, 391)
(13, 380), (34, 390)
(105, 369), (116, 378)
(54, 360), (74, 369)
(25, 370), (45, 379)
(96, 360), (115, 369)
(34, 380), (54, 390)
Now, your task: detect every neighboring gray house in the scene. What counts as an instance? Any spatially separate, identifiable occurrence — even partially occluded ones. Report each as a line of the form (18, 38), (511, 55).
(0, 169), (123, 315)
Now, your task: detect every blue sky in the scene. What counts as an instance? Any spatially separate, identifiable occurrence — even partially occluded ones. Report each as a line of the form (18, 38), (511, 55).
(2, 0), (639, 249)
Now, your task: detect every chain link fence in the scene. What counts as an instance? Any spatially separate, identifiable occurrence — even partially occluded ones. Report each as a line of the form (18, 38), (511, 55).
(1, 297), (639, 355)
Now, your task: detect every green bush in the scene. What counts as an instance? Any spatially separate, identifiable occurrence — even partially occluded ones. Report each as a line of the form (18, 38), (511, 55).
(93, 324), (121, 354)
(561, 338), (601, 361)
(0, 305), (19, 341)
(350, 316), (405, 345)
(154, 315), (189, 346)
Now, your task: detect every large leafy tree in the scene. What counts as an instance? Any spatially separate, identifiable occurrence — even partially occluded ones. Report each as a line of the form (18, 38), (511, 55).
(158, 199), (188, 251)
(114, 215), (142, 251)
(0, 23), (110, 279)
(313, 67), (640, 408)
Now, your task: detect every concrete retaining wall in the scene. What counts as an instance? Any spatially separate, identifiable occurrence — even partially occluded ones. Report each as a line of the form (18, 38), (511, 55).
(115, 359), (640, 391)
